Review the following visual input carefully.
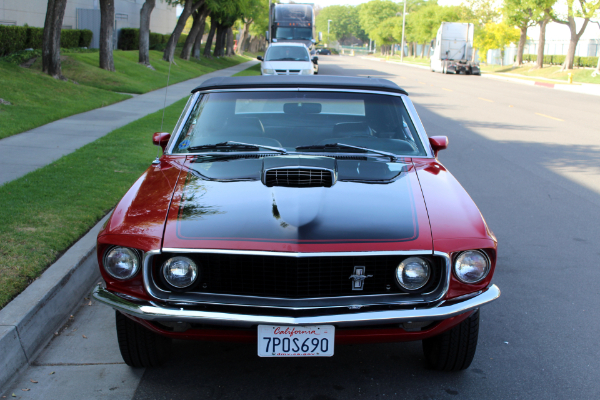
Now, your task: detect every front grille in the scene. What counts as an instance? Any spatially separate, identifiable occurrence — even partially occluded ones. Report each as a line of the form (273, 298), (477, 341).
(264, 168), (333, 187)
(289, 70), (301, 73)
(275, 70), (287, 73)
(154, 254), (442, 298)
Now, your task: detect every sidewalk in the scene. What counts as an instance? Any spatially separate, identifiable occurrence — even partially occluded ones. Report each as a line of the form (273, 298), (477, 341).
(0, 60), (258, 186)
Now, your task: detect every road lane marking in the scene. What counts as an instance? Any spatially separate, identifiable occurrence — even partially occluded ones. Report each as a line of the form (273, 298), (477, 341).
(442, 88), (453, 91)
(478, 97), (494, 102)
(535, 113), (564, 122)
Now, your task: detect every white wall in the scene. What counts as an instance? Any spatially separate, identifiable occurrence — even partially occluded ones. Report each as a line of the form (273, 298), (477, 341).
(0, 0), (176, 34)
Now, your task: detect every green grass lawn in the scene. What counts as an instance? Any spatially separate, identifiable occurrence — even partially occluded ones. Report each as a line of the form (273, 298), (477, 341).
(35, 50), (250, 94)
(233, 63), (261, 76)
(0, 98), (187, 309)
(481, 64), (600, 85)
(0, 50), (250, 139)
(0, 61), (130, 140)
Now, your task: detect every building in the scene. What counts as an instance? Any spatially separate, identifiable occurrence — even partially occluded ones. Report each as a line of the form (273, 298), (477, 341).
(0, 0), (177, 48)
(487, 18), (600, 65)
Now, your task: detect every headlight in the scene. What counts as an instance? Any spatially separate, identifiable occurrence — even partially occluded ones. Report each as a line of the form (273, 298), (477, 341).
(262, 68), (274, 74)
(162, 256), (198, 288)
(300, 69), (312, 75)
(454, 250), (490, 283)
(103, 247), (140, 280)
(396, 257), (431, 290)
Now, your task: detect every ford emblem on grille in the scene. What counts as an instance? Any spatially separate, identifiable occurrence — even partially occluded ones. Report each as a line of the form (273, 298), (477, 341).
(349, 266), (373, 291)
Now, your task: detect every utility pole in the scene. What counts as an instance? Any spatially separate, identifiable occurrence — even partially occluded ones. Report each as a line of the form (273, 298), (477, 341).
(328, 19), (332, 45)
(400, 0), (406, 62)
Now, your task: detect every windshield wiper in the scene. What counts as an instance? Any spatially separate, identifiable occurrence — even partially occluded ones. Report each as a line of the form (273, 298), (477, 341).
(296, 143), (399, 162)
(188, 141), (288, 155)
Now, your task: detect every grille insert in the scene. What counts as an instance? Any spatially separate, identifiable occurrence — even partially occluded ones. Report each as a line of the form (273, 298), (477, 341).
(154, 254), (442, 299)
(264, 168), (334, 187)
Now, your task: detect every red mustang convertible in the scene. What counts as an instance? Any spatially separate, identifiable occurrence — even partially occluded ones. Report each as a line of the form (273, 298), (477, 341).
(94, 76), (500, 371)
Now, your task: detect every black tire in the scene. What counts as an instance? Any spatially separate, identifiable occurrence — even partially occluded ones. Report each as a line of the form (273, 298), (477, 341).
(115, 311), (171, 368)
(422, 310), (479, 371)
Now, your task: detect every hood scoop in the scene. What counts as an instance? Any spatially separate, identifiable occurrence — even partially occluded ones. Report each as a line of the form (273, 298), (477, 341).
(262, 156), (337, 188)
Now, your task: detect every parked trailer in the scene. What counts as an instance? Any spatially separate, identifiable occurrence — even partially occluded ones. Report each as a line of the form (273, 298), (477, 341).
(430, 22), (480, 75)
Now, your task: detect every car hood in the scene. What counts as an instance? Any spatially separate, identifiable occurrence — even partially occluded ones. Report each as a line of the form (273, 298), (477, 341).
(162, 156), (433, 252)
(263, 60), (313, 70)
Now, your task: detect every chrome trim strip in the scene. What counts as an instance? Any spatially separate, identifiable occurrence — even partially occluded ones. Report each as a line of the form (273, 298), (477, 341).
(142, 249), (450, 309)
(160, 248), (434, 257)
(93, 284), (500, 328)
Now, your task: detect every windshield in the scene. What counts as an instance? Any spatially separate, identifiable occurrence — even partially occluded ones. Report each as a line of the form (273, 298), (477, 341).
(172, 91), (427, 157)
(265, 45), (310, 61)
(274, 27), (313, 41)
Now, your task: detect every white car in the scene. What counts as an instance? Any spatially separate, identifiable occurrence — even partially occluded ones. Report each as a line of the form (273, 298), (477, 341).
(258, 42), (316, 76)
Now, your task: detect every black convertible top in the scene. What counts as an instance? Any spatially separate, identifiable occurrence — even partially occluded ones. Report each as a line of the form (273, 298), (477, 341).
(191, 75), (409, 96)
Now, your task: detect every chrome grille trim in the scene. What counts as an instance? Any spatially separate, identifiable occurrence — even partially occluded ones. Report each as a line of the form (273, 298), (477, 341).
(142, 249), (451, 310)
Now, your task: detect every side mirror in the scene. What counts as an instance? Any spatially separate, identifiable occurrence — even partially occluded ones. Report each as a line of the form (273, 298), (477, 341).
(429, 136), (448, 158)
(153, 132), (171, 153)
(257, 56), (263, 61)
(312, 56), (318, 64)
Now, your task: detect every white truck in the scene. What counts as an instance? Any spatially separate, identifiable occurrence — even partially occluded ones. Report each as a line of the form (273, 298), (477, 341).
(430, 22), (480, 75)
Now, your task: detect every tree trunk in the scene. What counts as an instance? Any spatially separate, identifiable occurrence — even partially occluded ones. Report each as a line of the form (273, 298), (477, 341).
(535, 15), (550, 69)
(237, 20), (252, 55)
(42, 0), (67, 79)
(559, 16), (589, 71)
(180, 3), (208, 60)
(226, 27), (235, 56)
(515, 24), (527, 66)
(163, 0), (204, 62)
(99, 0), (115, 71)
(203, 20), (217, 58)
(213, 23), (225, 57)
(420, 42), (425, 58)
(139, 0), (155, 65)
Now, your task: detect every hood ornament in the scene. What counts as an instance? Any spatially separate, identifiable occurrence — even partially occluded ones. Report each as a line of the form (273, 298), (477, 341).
(349, 266), (373, 291)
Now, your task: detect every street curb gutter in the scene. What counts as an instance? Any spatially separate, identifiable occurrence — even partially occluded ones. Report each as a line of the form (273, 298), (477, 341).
(0, 214), (109, 391)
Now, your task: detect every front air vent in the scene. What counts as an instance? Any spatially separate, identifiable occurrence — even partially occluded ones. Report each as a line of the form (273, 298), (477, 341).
(264, 168), (334, 188)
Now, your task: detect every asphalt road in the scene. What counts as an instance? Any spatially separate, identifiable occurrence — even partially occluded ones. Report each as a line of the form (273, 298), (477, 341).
(4, 56), (600, 400)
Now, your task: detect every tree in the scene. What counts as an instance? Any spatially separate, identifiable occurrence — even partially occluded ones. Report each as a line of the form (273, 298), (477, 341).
(474, 22), (520, 65)
(237, 0), (268, 54)
(203, 15), (217, 57)
(534, 8), (552, 68)
(42, 0), (67, 79)
(163, 0), (205, 62)
(180, 3), (209, 60)
(358, 0), (399, 39)
(551, 0), (600, 70)
(315, 5), (367, 45)
(99, 0), (115, 71)
(139, 0), (156, 66)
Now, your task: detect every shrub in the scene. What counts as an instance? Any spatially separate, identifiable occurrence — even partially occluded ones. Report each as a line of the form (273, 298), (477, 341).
(79, 29), (93, 47)
(1, 48), (43, 64)
(178, 34), (188, 44)
(118, 28), (139, 50)
(60, 29), (80, 48)
(0, 26), (28, 57)
(26, 27), (44, 49)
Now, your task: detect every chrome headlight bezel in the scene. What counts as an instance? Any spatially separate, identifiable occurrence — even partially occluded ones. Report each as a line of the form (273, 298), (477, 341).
(395, 256), (431, 291)
(103, 246), (141, 280)
(161, 256), (199, 289)
(454, 250), (491, 284)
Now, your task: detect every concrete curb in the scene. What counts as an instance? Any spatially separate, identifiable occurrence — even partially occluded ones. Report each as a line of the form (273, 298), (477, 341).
(481, 73), (600, 97)
(0, 214), (109, 391)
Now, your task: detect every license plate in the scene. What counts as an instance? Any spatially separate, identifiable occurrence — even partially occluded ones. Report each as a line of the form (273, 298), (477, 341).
(258, 325), (335, 357)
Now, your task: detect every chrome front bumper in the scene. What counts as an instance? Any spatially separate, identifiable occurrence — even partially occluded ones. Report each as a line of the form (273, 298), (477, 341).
(93, 284), (500, 328)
